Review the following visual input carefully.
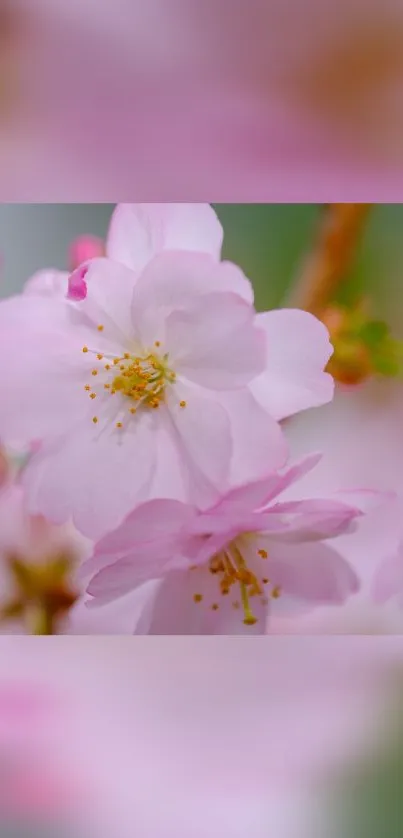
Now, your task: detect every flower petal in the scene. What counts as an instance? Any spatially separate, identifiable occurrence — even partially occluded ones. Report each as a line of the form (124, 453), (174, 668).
(68, 587), (151, 634)
(214, 453), (321, 515)
(265, 498), (362, 541)
(166, 293), (265, 389)
(131, 251), (254, 346)
(372, 544), (403, 605)
(138, 569), (267, 635)
(23, 270), (69, 298)
(72, 257), (138, 345)
(0, 296), (90, 442)
(166, 383), (232, 507)
(250, 309), (334, 421)
(85, 498), (198, 574)
(220, 390), (288, 487)
(106, 203), (223, 272)
(86, 553), (189, 604)
(22, 410), (158, 539)
(266, 540), (359, 606)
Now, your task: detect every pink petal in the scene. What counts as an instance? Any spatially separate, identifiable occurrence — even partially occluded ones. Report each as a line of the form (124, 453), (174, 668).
(87, 554), (188, 603)
(373, 544), (403, 604)
(67, 264), (88, 300)
(331, 489), (395, 513)
(250, 309), (334, 421)
(23, 270), (69, 298)
(0, 296), (90, 443)
(216, 453), (321, 515)
(131, 251), (253, 347)
(266, 498), (362, 541)
(219, 390), (288, 487)
(267, 541), (360, 606)
(88, 499), (198, 567)
(22, 410), (158, 539)
(68, 587), (149, 634)
(166, 383), (232, 508)
(166, 292), (265, 389)
(140, 570), (267, 635)
(106, 203), (223, 273)
(73, 257), (138, 344)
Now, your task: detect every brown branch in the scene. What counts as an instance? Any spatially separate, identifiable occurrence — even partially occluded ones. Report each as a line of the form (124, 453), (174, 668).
(289, 204), (372, 317)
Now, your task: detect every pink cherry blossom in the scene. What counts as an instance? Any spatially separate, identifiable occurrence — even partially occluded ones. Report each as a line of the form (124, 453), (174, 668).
(106, 204), (334, 422)
(0, 460), (90, 634)
(0, 449), (146, 634)
(0, 249), (276, 538)
(23, 203), (334, 419)
(0, 204), (335, 539)
(82, 453), (369, 634)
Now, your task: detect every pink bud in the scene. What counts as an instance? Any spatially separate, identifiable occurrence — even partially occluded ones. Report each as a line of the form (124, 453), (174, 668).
(69, 236), (105, 271)
(67, 265), (88, 301)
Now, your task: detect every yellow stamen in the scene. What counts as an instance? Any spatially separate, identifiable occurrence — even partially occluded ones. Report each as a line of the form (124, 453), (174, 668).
(97, 353), (103, 360)
(179, 400), (187, 408)
(258, 549), (268, 559)
(193, 594), (203, 603)
(90, 393), (96, 400)
(97, 324), (104, 332)
(92, 417), (98, 424)
(240, 581), (257, 626)
(91, 369), (98, 376)
(84, 385), (91, 391)
(116, 422), (123, 429)
(82, 346), (88, 353)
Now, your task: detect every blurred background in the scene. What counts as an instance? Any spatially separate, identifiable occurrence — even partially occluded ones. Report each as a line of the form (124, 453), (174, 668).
(3, 1), (403, 200)
(0, 636), (401, 838)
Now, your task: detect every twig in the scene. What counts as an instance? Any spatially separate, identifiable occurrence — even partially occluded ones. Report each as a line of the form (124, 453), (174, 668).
(289, 204), (372, 317)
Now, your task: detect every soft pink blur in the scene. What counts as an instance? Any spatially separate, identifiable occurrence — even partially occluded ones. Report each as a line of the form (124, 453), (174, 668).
(2, 0), (403, 199)
(0, 637), (401, 837)
(270, 379), (403, 633)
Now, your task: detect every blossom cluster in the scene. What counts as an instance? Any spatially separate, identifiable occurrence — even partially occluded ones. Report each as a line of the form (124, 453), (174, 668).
(0, 204), (393, 633)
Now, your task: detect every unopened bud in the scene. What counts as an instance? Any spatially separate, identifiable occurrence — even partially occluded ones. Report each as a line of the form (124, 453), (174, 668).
(69, 236), (105, 271)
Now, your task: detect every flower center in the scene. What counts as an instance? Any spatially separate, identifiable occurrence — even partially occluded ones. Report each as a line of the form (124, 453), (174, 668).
(82, 330), (180, 429)
(191, 539), (281, 627)
(1, 551), (78, 635)
(111, 352), (173, 408)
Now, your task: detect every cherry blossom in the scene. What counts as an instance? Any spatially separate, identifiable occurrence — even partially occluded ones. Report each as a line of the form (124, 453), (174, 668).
(82, 454), (372, 634)
(0, 204), (334, 539)
(0, 249), (274, 538)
